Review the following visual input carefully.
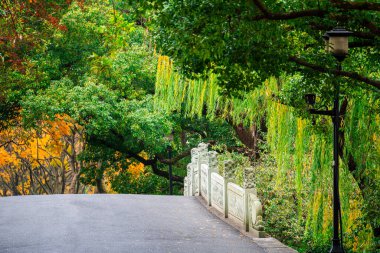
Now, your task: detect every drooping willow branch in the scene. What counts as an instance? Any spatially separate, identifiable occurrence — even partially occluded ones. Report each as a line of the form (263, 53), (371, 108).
(289, 56), (380, 90)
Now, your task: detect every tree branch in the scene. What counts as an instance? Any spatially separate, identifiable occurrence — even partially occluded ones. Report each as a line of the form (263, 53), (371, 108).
(309, 22), (376, 40)
(89, 134), (186, 182)
(159, 149), (191, 165)
(250, 0), (326, 20)
(252, 9), (326, 21)
(250, 0), (380, 42)
(289, 56), (380, 90)
(362, 20), (380, 37)
(330, 0), (380, 11)
(151, 160), (184, 183)
(158, 140), (216, 165)
(350, 40), (375, 48)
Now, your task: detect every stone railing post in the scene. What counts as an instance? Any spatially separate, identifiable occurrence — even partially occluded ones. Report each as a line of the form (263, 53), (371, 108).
(243, 166), (265, 236)
(185, 164), (192, 196)
(223, 160), (235, 218)
(184, 176), (188, 196)
(190, 148), (199, 196)
(243, 167), (255, 232)
(207, 151), (218, 206)
(197, 143), (208, 196)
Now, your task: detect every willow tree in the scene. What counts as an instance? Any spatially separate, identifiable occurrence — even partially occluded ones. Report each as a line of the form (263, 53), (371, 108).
(143, 0), (380, 248)
(155, 55), (379, 251)
(147, 0), (380, 193)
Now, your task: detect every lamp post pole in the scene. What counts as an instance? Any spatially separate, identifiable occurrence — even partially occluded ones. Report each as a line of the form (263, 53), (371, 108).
(307, 27), (352, 253)
(308, 67), (344, 253)
(327, 27), (352, 253)
(331, 61), (343, 253)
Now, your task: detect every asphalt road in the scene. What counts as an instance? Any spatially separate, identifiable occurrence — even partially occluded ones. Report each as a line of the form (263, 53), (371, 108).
(0, 194), (270, 253)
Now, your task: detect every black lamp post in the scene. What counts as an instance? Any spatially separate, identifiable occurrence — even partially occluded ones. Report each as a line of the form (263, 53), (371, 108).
(307, 27), (352, 253)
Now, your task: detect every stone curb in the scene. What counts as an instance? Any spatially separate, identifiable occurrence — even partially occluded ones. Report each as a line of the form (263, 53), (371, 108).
(196, 196), (298, 253)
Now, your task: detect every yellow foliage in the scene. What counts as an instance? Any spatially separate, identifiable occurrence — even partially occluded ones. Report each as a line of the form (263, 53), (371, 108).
(0, 147), (17, 167)
(128, 162), (144, 177)
(0, 114), (82, 195)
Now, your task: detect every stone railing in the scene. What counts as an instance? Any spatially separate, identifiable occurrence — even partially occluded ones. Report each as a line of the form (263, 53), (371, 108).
(184, 143), (265, 237)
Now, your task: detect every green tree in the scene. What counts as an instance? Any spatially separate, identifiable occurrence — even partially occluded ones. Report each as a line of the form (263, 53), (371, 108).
(147, 0), (379, 93)
(145, 0), (380, 247)
(16, 1), (240, 195)
(0, 0), (72, 128)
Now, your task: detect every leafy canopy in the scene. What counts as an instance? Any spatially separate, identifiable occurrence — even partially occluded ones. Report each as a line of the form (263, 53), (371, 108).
(139, 0), (380, 96)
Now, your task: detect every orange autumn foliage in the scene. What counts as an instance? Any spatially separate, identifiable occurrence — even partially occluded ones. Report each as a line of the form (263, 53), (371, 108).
(127, 162), (145, 177)
(127, 151), (147, 178)
(0, 115), (84, 195)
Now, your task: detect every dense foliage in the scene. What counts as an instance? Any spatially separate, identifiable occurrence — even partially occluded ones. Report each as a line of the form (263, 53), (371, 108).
(147, 0), (380, 94)
(154, 57), (379, 252)
(148, 1), (380, 251)
(0, 1), (379, 252)
(0, 1), (239, 195)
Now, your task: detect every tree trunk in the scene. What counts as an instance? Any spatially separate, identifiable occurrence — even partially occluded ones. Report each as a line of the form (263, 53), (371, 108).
(95, 162), (106, 193)
(95, 178), (106, 193)
(231, 121), (266, 159)
(69, 173), (78, 194)
(180, 131), (187, 147)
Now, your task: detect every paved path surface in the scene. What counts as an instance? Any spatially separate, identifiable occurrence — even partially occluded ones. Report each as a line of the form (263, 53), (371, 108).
(0, 195), (292, 253)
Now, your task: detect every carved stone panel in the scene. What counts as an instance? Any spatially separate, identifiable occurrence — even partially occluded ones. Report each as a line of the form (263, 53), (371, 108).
(227, 183), (244, 222)
(211, 173), (224, 212)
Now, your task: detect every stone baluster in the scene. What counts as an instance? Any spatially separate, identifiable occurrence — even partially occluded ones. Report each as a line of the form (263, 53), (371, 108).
(207, 151), (218, 206)
(190, 148), (199, 196)
(243, 167), (265, 236)
(208, 151), (218, 173)
(223, 160), (234, 218)
(197, 143), (208, 196)
(186, 163), (192, 196)
(197, 143), (209, 163)
(191, 147), (199, 164)
(183, 176), (188, 196)
(243, 167), (255, 190)
(243, 167), (255, 232)
(223, 160), (235, 179)
(250, 191), (265, 237)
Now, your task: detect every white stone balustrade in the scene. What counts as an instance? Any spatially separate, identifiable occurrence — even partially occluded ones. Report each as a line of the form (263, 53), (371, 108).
(184, 143), (266, 238)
